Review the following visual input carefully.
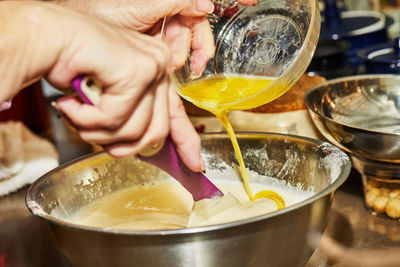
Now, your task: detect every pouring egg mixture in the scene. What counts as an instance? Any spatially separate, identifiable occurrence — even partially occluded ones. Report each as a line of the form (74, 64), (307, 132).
(69, 74), (308, 230)
(179, 74), (287, 203)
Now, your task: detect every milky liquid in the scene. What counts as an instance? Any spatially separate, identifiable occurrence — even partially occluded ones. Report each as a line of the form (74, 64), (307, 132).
(68, 177), (313, 230)
(69, 179), (193, 230)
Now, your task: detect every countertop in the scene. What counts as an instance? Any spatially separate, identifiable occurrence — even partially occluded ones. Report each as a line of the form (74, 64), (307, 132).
(0, 107), (399, 267)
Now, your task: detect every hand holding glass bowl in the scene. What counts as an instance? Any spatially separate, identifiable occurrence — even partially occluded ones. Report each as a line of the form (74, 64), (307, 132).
(172, 0), (321, 113)
(67, 0), (321, 205)
(171, 0), (321, 204)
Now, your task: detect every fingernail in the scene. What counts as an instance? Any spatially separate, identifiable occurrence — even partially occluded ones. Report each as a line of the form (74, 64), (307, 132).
(0, 99), (12, 112)
(139, 142), (164, 157)
(200, 157), (206, 173)
(197, 0), (214, 14)
(51, 101), (60, 110)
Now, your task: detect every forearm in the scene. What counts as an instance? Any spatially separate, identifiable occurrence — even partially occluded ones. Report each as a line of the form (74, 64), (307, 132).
(0, 1), (63, 100)
(52, 0), (92, 13)
(52, 0), (145, 31)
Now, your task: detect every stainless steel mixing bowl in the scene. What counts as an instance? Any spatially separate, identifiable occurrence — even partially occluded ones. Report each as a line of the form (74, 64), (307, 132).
(26, 133), (351, 267)
(304, 75), (400, 163)
(304, 75), (400, 218)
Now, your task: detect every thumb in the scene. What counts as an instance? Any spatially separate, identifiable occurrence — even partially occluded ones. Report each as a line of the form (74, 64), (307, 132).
(168, 86), (203, 172)
(151, 0), (214, 18)
(176, 0), (215, 16)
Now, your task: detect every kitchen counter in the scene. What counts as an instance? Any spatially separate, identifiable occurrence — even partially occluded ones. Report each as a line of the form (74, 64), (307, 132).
(0, 108), (399, 267)
(325, 170), (400, 250)
(0, 105), (92, 267)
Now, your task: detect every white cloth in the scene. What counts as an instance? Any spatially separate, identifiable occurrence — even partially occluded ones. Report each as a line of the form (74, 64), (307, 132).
(0, 121), (59, 196)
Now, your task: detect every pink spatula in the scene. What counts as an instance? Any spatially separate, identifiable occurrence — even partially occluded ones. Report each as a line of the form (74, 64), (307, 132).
(71, 75), (224, 201)
(137, 136), (223, 200)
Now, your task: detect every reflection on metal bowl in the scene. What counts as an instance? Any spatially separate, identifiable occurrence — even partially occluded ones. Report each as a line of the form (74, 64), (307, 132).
(305, 74), (400, 218)
(26, 133), (351, 267)
(305, 75), (400, 162)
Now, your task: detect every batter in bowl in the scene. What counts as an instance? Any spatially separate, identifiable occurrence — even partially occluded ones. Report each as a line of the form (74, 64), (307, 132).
(68, 176), (313, 230)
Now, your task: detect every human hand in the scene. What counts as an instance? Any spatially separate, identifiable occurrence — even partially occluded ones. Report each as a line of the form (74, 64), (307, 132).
(55, 0), (258, 75)
(0, 1), (203, 172)
(52, 0), (256, 171)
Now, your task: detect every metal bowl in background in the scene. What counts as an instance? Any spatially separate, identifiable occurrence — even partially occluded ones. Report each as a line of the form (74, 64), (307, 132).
(304, 75), (400, 219)
(26, 133), (351, 267)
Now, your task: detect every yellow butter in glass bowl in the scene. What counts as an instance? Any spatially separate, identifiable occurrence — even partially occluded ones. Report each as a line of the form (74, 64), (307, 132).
(173, 0), (320, 203)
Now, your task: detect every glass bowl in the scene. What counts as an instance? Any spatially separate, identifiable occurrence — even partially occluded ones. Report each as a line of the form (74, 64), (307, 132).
(171, 0), (320, 111)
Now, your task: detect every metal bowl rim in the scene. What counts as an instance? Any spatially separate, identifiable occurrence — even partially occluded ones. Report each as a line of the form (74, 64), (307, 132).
(304, 73), (400, 138)
(26, 132), (351, 236)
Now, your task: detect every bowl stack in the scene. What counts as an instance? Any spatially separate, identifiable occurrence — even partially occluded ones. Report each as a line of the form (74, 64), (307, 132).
(305, 74), (400, 219)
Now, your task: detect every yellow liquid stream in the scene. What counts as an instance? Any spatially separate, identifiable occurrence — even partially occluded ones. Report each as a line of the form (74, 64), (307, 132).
(179, 75), (286, 208)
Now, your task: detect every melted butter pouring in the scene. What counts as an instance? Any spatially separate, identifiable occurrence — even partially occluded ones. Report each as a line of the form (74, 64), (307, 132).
(70, 75), (288, 230)
(179, 74), (286, 208)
